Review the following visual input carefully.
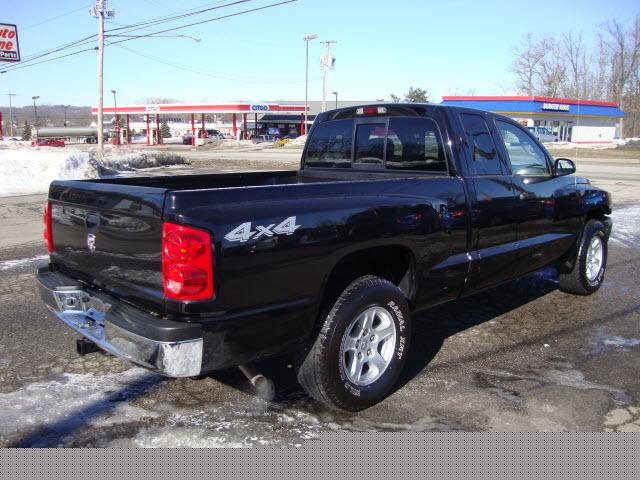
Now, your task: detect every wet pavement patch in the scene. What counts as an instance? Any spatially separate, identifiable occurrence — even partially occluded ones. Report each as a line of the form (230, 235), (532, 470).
(590, 327), (640, 355)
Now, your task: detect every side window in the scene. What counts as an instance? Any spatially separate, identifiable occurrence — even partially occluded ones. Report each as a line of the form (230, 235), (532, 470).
(385, 117), (447, 172)
(354, 123), (386, 165)
(495, 120), (550, 175)
(460, 113), (503, 175)
(305, 119), (353, 168)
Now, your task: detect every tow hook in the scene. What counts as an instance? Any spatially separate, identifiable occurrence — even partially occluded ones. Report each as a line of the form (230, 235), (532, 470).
(76, 338), (101, 356)
(238, 363), (275, 402)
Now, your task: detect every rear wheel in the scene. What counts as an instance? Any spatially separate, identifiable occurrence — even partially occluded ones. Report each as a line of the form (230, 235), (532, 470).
(297, 275), (411, 411)
(559, 219), (607, 295)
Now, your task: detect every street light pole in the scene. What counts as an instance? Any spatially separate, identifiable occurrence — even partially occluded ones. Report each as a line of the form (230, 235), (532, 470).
(303, 34), (318, 135)
(332, 91), (338, 109)
(111, 89), (118, 145)
(32, 96), (40, 131)
(7, 93), (15, 137)
(63, 105), (70, 127)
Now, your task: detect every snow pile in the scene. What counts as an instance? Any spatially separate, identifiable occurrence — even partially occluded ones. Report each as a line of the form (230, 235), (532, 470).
(0, 139), (31, 146)
(284, 135), (307, 149)
(0, 147), (186, 196)
(548, 142), (618, 150)
(0, 148), (94, 196)
(214, 139), (255, 149)
(610, 205), (640, 249)
(615, 137), (640, 146)
(97, 151), (186, 172)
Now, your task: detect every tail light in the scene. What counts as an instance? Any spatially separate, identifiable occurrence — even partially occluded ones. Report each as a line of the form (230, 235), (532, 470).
(356, 106), (387, 116)
(43, 202), (54, 253)
(162, 222), (214, 301)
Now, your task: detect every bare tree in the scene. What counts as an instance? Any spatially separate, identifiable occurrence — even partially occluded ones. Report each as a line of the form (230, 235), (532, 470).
(601, 15), (640, 135)
(510, 33), (545, 95)
(562, 32), (589, 98)
(509, 14), (640, 137)
(535, 37), (567, 97)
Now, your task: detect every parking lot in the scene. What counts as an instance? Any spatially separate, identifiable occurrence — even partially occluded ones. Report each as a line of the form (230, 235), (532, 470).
(0, 148), (638, 446)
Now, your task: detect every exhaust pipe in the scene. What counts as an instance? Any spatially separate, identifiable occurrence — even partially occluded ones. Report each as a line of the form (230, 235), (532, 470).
(238, 363), (275, 402)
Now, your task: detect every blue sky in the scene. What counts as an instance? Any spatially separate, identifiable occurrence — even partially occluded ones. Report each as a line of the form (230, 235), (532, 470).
(1, 0), (638, 107)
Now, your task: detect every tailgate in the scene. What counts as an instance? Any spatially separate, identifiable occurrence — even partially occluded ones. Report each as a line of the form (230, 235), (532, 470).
(48, 180), (167, 313)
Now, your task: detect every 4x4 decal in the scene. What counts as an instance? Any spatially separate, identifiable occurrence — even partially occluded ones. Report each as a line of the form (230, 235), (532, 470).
(224, 216), (301, 243)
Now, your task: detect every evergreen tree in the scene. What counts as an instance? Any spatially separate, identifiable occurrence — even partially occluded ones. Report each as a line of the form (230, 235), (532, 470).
(160, 120), (171, 139)
(21, 121), (32, 141)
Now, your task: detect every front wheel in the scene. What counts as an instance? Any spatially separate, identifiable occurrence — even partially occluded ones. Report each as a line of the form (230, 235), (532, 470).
(297, 275), (411, 411)
(559, 219), (608, 295)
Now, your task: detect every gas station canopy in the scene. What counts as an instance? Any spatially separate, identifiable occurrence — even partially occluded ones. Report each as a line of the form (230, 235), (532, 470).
(90, 102), (309, 145)
(91, 102), (307, 115)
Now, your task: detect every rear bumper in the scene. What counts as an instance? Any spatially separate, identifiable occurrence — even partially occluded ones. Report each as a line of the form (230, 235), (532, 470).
(36, 264), (203, 377)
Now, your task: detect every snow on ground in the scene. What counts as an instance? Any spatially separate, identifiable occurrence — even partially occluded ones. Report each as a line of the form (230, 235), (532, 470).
(610, 205), (640, 248)
(0, 368), (323, 447)
(0, 365), (458, 447)
(0, 369), (163, 447)
(0, 255), (49, 271)
(0, 146), (186, 196)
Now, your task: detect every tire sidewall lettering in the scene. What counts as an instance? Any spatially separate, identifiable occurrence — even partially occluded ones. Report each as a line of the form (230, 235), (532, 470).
(584, 230), (606, 288)
(340, 300), (407, 398)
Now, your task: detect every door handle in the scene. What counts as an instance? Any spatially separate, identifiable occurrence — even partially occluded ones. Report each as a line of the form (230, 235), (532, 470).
(519, 192), (536, 200)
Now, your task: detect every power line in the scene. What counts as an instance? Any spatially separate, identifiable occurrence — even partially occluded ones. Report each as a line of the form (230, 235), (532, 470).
(1, 0), (251, 72)
(114, 44), (311, 84)
(1, 0), (297, 74)
(22, 4), (94, 30)
(104, 0), (295, 44)
(105, 0), (251, 34)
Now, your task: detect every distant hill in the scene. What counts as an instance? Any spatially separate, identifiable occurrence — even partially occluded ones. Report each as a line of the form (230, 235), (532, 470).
(0, 105), (93, 130)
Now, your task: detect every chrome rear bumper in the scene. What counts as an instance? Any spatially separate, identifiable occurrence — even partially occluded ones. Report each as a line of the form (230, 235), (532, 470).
(36, 264), (203, 377)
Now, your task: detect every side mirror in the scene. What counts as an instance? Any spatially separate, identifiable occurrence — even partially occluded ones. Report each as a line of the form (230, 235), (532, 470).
(555, 158), (576, 176)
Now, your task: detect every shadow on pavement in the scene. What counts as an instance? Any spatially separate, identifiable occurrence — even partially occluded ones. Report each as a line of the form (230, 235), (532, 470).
(9, 372), (163, 447)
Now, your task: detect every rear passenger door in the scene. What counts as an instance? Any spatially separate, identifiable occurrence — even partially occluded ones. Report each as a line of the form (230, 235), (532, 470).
(458, 112), (519, 292)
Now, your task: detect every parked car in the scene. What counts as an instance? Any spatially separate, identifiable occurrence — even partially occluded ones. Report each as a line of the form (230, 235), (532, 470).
(526, 126), (558, 142)
(33, 138), (65, 147)
(182, 129), (225, 145)
(36, 104), (612, 411)
(252, 134), (277, 144)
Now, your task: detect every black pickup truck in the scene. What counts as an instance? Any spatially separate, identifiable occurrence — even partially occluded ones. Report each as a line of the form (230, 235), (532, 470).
(36, 104), (612, 411)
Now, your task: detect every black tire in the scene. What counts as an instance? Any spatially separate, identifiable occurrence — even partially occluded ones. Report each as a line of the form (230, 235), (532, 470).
(559, 219), (608, 295)
(297, 275), (411, 411)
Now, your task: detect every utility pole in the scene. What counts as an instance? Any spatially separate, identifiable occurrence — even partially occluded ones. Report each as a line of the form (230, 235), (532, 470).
(7, 93), (15, 137)
(32, 96), (40, 130)
(91, 0), (114, 157)
(320, 40), (336, 112)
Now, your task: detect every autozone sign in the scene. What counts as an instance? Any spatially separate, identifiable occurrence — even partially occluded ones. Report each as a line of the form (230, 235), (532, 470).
(0, 24), (20, 62)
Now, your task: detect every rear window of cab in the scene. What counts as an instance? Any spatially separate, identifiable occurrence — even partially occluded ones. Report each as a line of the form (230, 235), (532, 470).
(305, 117), (447, 172)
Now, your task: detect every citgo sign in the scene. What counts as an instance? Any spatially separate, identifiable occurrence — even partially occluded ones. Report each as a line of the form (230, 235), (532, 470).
(0, 24), (20, 62)
(250, 104), (270, 112)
